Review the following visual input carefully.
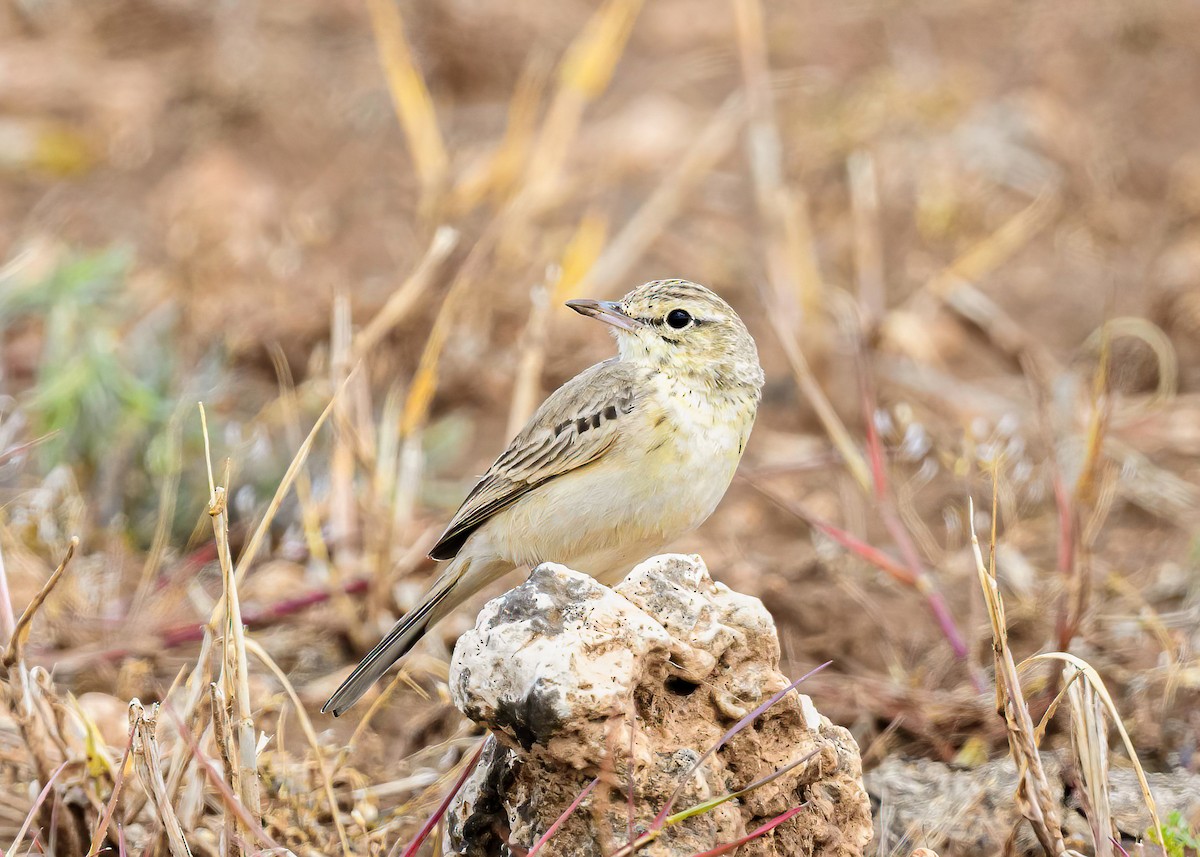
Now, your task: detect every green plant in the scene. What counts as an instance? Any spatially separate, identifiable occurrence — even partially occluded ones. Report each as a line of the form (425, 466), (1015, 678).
(3, 247), (165, 468)
(1150, 811), (1200, 857)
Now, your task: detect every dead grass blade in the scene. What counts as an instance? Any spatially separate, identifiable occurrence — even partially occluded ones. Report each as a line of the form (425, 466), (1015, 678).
(161, 703), (284, 854)
(848, 150), (885, 325)
(1020, 653), (1163, 850)
(507, 213), (606, 436)
(130, 405), (185, 618)
(733, 0), (823, 324)
(917, 191), (1062, 374)
(968, 495), (1070, 857)
(129, 700), (193, 857)
(233, 371), (354, 584)
(582, 93), (744, 296)
(524, 0), (643, 200)
(2, 536), (77, 670)
(854, 338), (972, 668)
(1084, 317), (1178, 407)
(364, 0), (447, 190)
(451, 58), (550, 212)
(200, 417), (262, 842)
(0, 537), (14, 646)
(243, 638), (351, 855)
(766, 307), (872, 492)
(1067, 668), (1113, 857)
(354, 226), (460, 359)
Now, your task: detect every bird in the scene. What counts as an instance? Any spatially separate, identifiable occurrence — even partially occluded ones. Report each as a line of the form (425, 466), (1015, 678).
(323, 279), (765, 716)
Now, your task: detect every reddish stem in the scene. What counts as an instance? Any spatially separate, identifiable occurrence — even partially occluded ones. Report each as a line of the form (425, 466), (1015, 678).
(400, 741), (486, 857)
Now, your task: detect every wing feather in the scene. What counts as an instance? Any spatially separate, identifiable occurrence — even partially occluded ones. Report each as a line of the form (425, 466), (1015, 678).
(429, 360), (643, 560)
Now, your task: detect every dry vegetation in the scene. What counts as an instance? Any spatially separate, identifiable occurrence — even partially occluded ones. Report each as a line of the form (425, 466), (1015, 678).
(2, 0), (1199, 854)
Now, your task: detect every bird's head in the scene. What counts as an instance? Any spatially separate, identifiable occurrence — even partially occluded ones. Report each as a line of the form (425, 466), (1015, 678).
(567, 279), (764, 396)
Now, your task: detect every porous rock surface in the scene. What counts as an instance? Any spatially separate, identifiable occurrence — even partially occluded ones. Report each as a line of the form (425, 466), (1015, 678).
(446, 554), (872, 856)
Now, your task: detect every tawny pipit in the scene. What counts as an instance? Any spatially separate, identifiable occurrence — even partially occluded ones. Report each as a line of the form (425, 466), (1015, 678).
(324, 279), (764, 715)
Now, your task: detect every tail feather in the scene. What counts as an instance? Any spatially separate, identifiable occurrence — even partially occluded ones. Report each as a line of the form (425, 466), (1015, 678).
(322, 570), (458, 717)
(322, 553), (513, 716)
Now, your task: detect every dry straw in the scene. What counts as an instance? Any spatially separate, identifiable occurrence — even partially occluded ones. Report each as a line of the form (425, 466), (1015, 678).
(970, 485), (1164, 856)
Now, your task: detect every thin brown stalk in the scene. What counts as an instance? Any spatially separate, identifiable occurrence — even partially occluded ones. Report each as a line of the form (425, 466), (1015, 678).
(451, 59), (549, 212)
(2, 537), (77, 670)
(733, 0), (823, 323)
(243, 638), (352, 855)
(1067, 669), (1113, 857)
(855, 340), (971, 666)
(335, 666), (420, 774)
(268, 344), (358, 638)
(161, 633), (213, 828)
(525, 777), (598, 857)
(209, 683), (236, 854)
(917, 192), (1062, 376)
(329, 292), (359, 581)
(766, 305), (872, 492)
(398, 740), (486, 857)
(85, 723), (135, 855)
(508, 214), (608, 436)
(130, 406), (185, 617)
(161, 704), (284, 853)
(200, 405), (261, 841)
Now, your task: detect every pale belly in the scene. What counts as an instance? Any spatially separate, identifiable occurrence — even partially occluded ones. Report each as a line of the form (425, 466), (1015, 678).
(479, 390), (749, 581)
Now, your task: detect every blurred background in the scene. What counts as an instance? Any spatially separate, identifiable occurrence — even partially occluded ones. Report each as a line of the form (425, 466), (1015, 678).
(2, 0), (1200, 851)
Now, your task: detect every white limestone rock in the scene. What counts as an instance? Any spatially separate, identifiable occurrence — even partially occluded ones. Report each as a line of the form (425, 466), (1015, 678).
(447, 554), (872, 857)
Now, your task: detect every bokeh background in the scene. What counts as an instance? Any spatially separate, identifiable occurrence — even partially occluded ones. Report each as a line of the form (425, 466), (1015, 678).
(3, 0), (1200, 852)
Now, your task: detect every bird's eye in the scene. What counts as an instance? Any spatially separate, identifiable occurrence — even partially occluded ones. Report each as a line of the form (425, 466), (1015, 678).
(665, 309), (692, 329)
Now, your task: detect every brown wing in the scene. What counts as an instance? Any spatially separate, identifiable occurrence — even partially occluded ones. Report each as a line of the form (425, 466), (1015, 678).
(429, 360), (644, 560)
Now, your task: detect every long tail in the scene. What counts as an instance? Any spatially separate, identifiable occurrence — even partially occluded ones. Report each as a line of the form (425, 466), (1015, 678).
(322, 554), (507, 716)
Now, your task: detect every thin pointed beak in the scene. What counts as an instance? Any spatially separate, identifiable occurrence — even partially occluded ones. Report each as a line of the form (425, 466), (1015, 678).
(566, 298), (645, 332)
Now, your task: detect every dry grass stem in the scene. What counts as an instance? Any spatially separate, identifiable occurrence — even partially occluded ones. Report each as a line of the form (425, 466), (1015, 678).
(848, 150), (885, 324)
(364, 0), (447, 190)
(508, 215), (607, 437)
(354, 226), (461, 359)
(969, 496), (1071, 857)
(1021, 653), (1164, 847)
(916, 192), (1061, 372)
(524, 0), (643, 201)
(5, 759), (68, 857)
(243, 638), (351, 855)
(233, 373), (355, 584)
(200, 404), (262, 845)
(583, 93), (745, 295)
(129, 700), (193, 857)
(2, 536), (76, 669)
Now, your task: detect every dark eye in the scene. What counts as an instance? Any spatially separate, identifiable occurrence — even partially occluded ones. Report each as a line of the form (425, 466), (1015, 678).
(665, 309), (692, 329)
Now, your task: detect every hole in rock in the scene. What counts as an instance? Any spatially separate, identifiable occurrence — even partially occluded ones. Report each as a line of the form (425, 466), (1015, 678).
(664, 676), (700, 696)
